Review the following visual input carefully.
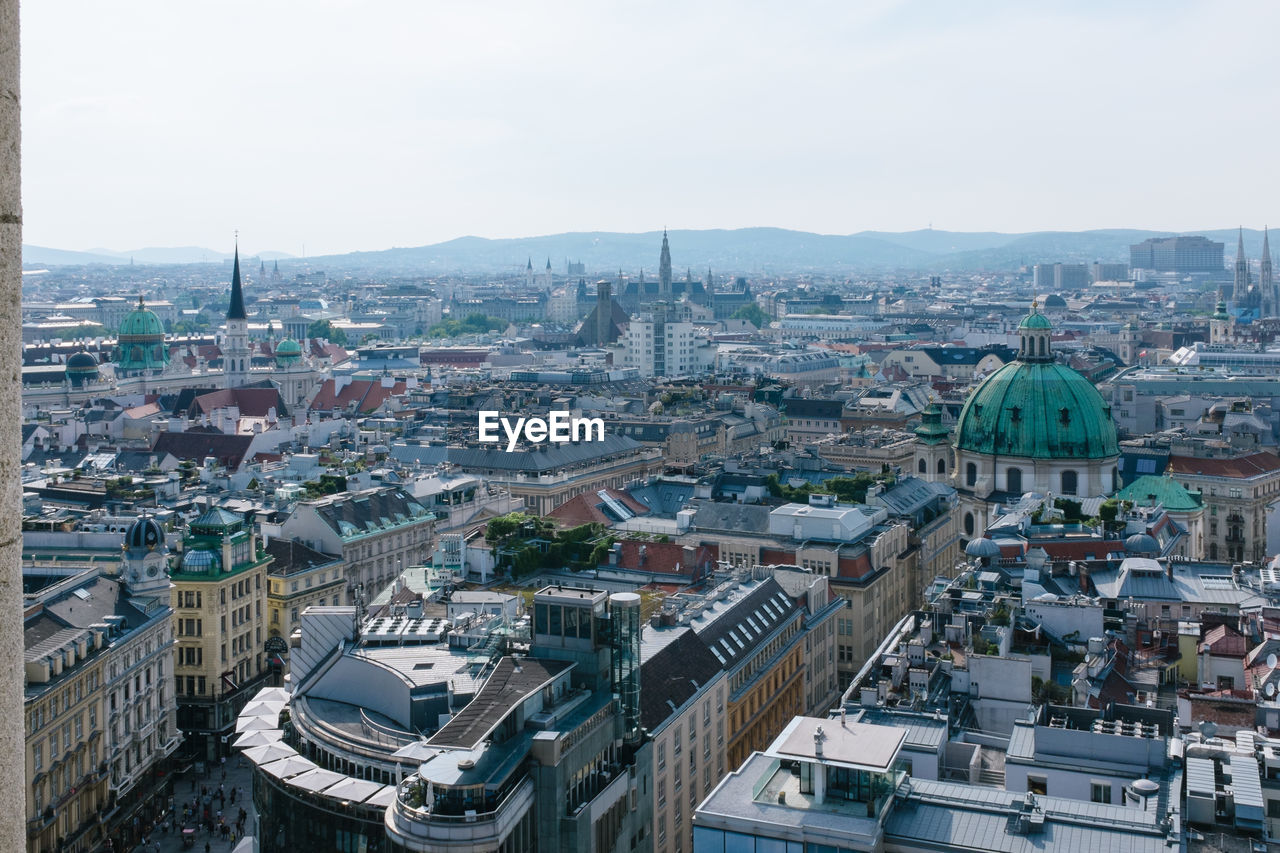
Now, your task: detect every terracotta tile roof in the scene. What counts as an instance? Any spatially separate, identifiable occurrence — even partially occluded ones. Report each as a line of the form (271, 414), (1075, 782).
(1168, 452), (1280, 479)
(1200, 623), (1249, 657)
(612, 540), (716, 577)
(191, 387), (287, 418)
(547, 488), (650, 527)
(309, 378), (406, 413)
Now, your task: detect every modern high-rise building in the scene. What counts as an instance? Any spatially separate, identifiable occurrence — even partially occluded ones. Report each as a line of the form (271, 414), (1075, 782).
(1031, 263), (1089, 291)
(1129, 235), (1224, 272)
(622, 315), (709, 379)
(1091, 261), (1129, 282)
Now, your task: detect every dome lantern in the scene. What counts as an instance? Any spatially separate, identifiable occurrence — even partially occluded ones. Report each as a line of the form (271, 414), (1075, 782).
(1017, 301), (1053, 362)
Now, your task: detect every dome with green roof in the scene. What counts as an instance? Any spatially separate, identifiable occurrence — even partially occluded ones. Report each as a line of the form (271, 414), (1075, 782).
(1017, 302), (1053, 330)
(114, 295), (169, 374)
(275, 337), (303, 366)
(955, 306), (1118, 460)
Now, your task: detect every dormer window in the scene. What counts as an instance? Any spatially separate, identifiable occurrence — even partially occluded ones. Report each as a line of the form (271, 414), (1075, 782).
(1059, 408), (1070, 425)
(1010, 406), (1021, 422)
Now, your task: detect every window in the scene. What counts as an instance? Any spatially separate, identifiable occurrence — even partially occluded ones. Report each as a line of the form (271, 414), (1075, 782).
(1006, 467), (1022, 494)
(966, 462), (977, 487)
(1091, 782), (1111, 804)
(1028, 775), (1047, 795)
(1061, 470), (1078, 496)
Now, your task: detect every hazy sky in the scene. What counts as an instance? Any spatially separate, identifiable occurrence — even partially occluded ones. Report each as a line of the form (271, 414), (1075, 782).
(20, 1), (1280, 256)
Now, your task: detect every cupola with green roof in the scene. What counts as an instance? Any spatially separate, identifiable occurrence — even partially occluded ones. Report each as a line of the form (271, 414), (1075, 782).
(114, 295), (170, 375)
(951, 302), (1121, 540)
(275, 337), (303, 366)
(956, 304), (1117, 460)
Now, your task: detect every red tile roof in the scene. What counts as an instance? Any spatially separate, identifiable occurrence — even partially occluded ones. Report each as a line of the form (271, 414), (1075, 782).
(1200, 623), (1249, 657)
(611, 540), (717, 578)
(309, 378), (406, 413)
(547, 488), (649, 527)
(190, 387), (284, 418)
(1168, 452), (1280, 479)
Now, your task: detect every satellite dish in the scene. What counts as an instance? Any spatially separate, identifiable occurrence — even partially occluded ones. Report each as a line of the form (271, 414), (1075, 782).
(1269, 653), (1278, 670)
(1267, 683), (1276, 699)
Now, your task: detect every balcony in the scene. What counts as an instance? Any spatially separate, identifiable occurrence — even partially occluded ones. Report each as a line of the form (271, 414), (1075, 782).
(387, 774), (534, 851)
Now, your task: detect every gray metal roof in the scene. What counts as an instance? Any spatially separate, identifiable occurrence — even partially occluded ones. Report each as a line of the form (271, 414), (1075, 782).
(885, 778), (1178, 853)
(857, 709), (948, 750)
(447, 433), (645, 473)
(1185, 756), (1215, 797)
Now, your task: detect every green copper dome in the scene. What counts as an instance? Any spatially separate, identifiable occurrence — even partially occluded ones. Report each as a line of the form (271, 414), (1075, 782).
(955, 306), (1118, 460)
(1018, 305), (1052, 330)
(118, 297), (165, 339)
(114, 296), (169, 373)
(275, 337), (303, 365)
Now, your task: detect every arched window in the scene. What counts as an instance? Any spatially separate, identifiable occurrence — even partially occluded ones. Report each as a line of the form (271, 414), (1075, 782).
(1038, 336), (1046, 357)
(1007, 467), (1022, 494)
(918, 458), (927, 474)
(1112, 467), (1119, 492)
(937, 458), (947, 475)
(964, 513), (975, 536)
(966, 462), (977, 487)
(1061, 470), (1078, 496)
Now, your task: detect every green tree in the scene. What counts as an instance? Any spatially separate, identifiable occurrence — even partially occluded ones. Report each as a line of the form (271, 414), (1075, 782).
(732, 302), (770, 329)
(307, 319), (348, 345)
(428, 313), (506, 338)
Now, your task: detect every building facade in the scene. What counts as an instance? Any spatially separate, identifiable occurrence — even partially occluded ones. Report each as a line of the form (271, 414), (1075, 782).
(271, 486), (435, 598)
(23, 518), (181, 853)
(171, 506), (273, 761)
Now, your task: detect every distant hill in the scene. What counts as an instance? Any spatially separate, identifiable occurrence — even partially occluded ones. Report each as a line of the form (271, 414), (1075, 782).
(24, 245), (294, 266)
(24, 227), (1269, 274)
(22, 245), (129, 266)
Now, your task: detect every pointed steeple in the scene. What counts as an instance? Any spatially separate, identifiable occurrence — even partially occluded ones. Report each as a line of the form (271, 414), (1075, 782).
(227, 242), (247, 320)
(546, 257), (552, 271)
(658, 229), (672, 298)
(1234, 226), (1250, 301)
(1261, 226), (1275, 318)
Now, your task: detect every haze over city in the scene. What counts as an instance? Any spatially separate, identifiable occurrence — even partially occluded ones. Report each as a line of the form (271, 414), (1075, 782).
(22, 0), (1280, 256)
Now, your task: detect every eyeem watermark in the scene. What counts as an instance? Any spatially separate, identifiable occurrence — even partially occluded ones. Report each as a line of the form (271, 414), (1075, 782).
(478, 411), (605, 452)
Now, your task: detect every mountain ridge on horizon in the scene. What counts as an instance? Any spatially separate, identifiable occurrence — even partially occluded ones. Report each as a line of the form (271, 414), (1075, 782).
(21, 226), (1269, 274)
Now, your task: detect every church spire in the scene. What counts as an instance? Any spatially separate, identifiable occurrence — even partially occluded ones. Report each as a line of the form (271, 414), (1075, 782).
(227, 242), (246, 320)
(1234, 226), (1250, 302)
(1261, 226), (1275, 318)
(658, 229), (672, 299)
